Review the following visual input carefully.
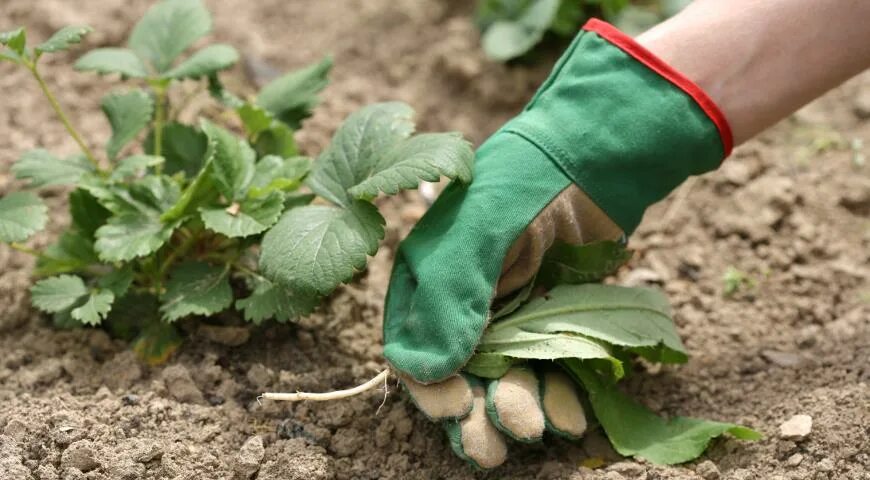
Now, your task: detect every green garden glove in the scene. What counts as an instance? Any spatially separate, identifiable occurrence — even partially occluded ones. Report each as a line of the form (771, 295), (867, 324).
(383, 19), (733, 467)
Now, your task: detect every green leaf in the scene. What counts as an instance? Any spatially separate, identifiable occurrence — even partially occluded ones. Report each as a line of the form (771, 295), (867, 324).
(145, 122), (208, 177)
(535, 240), (633, 289)
(481, 0), (560, 61)
(549, 0), (585, 36)
(161, 44), (239, 79)
(260, 201), (385, 295)
(482, 284), (687, 365)
(0, 27), (27, 56)
(464, 352), (518, 379)
(201, 120), (255, 200)
(101, 89), (154, 160)
(160, 163), (217, 222)
(200, 191), (284, 238)
(35, 25), (92, 55)
(69, 188), (111, 238)
(492, 278), (536, 320)
(75, 48), (149, 78)
(0, 192), (48, 243)
(207, 73), (244, 108)
(30, 275), (88, 313)
(129, 0), (212, 72)
(132, 320), (183, 365)
(71, 290), (114, 326)
(563, 359), (761, 465)
(111, 155), (164, 181)
(36, 231), (99, 276)
(347, 132), (473, 200)
(160, 261), (233, 321)
(307, 102), (415, 207)
(12, 149), (94, 187)
(253, 121), (298, 158)
(256, 56), (332, 129)
(98, 267), (134, 297)
(94, 213), (180, 262)
(236, 277), (319, 324)
(249, 155), (309, 197)
(237, 103), (273, 137)
(105, 292), (159, 341)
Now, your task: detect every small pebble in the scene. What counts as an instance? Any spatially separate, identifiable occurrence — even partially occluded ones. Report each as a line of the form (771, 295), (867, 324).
(761, 350), (802, 368)
(779, 414), (813, 440)
(235, 435), (265, 479)
(121, 394), (140, 406)
(61, 440), (99, 472)
(786, 453), (804, 467)
(695, 459), (721, 480)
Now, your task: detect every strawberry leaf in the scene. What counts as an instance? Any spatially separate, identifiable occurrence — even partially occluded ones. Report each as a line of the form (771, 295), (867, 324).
(69, 189), (111, 238)
(256, 56), (332, 129)
(145, 122), (208, 177)
(36, 231), (99, 276)
(128, 0), (212, 73)
(12, 149), (94, 187)
(201, 120), (255, 201)
(306, 102), (415, 207)
(347, 132), (473, 200)
(101, 89), (154, 160)
(260, 201), (385, 295)
(111, 155), (164, 181)
(35, 25), (92, 56)
(236, 277), (319, 324)
(161, 44), (239, 79)
(248, 155), (309, 198)
(75, 48), (149, 78)
(0, 192), (48, 243)
(160, 262), (233, 321)
(30, 275), (88, 313)
(200, 191), (284, 238)
(71, 289), (114, 326)
(0, 27), (27, 57)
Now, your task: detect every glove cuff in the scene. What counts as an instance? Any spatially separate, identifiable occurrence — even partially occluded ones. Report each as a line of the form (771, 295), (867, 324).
(504, 19), (732, 235)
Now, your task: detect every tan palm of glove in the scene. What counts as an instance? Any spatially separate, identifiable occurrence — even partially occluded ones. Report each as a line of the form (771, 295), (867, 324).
(401, 185), (623, 468)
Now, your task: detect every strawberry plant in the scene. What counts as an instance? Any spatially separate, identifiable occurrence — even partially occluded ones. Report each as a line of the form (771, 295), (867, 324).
(0, 0), (473, 362)
(465, 241), (761, 465)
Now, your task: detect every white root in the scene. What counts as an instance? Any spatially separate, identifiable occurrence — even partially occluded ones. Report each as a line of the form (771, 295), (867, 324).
(260, 369), (391, 402)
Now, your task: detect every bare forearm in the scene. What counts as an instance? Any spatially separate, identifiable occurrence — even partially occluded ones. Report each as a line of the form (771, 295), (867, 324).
(637, 0), (870, 146)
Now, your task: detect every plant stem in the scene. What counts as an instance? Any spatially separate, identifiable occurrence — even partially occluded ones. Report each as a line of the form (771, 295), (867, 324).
(9, 242), (40, 256)
(261, 369), (391, 402)
(152, 82), (168, 166)
(158, 230), (199, 278)
(28, 64), (99, 168)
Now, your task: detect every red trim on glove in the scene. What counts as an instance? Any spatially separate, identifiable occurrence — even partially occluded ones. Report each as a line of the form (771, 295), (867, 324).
(582, 18), (734, 157)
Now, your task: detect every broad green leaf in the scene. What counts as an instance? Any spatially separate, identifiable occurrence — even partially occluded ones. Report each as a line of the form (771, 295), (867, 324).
(69, 188), (111, 238)
(132, 320), (183, 365)
(12, 149), (94, 187)
(200, 191), (284, 238)
(161, 44), (239, 79)
(201, 120), (255, 200)
(80, 174), (179, 218)
(160, 262), (233, 321)
(283, 192), (316, 210)
(71, 289), (114, 326)
(484, 284), (687, 364)
(35, 25), (92, 55)
(101, 89), (154, 160)
(0, 192), (48, 243)
(260, 201), (385, 295)
(492, 277), (536, 320)
(75, 48), (149, 78)
(306, 102), (415, 207)
(30, 275), (88, 312)
(160, 162), (217, 222)
(129, 0), (212, 72)
(236, 277), (319, 324)
(237, 103), (273, 137)
(464, 352), (518, 379)
(0, 27), (27, 56)
(536, 240), (632, 289)
(256, 56), (332, 129)
(36, 231), (99, 276)
(348, 132), (473, 200)
(481, 0), (560, 61)
(98, 267), (134, 297)
(94, 213), (180, 262)
(249, 155), (309, 197)
(563, 359), (761, 465)
(253, 121), (298, 158)
(145, 122), (208, 176)
(207, 73), (244, 108)
(111, 155), (164, 180)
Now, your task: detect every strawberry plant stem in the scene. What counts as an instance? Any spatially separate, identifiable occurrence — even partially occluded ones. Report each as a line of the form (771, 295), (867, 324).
(152, 83), (168, 168)
(261, 369), (391, 402)
(9, 242), (40, 256)
(158, 230), (200, 279)
(28, 65), (99, 169)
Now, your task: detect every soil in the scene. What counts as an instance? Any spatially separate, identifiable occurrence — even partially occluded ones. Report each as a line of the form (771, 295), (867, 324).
(1, 1), (868, 479)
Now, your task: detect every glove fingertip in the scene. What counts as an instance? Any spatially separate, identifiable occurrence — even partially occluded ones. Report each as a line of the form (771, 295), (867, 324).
(401, 373), (473, 421)
(541, 370), (588, 440)
(445, 385), (508, 470)
(485, 367), (545, 443)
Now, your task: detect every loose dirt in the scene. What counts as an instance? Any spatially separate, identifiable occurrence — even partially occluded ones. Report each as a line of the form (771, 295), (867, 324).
(1, 1), (868, 479)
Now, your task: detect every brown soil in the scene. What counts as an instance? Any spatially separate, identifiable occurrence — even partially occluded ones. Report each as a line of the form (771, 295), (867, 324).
(1, 1), (868, 479)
